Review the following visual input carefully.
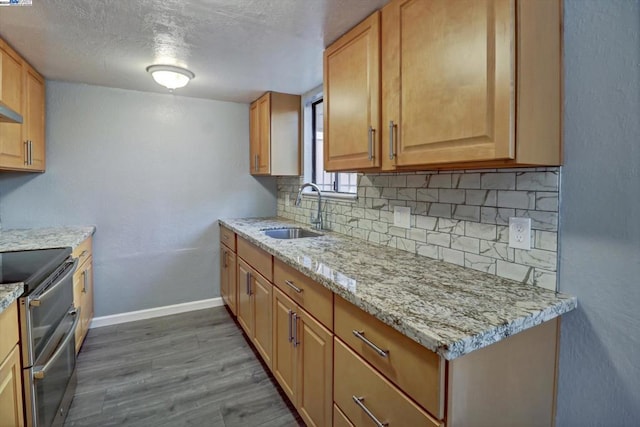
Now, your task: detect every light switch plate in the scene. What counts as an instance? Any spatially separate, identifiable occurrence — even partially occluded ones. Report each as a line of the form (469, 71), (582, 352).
(394, 206), (411, 229)
(509, 217), (531, 250)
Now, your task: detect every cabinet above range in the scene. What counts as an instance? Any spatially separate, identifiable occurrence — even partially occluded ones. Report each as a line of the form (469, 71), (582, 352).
(249, 91), (301, 176)
(0, 37), (46, 172)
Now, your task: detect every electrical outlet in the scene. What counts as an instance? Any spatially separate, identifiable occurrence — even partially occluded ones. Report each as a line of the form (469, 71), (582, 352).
(509, 217), (531, 250)
(394, 206), (411, 229)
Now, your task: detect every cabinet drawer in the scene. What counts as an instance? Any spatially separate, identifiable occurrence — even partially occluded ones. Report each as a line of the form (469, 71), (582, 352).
(220, 226), (236, 251)
(72, 236), (92, 269)
(334, 296), (443, 418)
(237, 237), (272, 281)
(333, 404), (354, 427)
(334, 338), (442, 427)
(0, 301), (19, 361)
(273, 258), (333, 330)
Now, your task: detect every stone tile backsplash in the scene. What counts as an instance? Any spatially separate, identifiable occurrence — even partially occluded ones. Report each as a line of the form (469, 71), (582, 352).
(277, 168), (560, 291)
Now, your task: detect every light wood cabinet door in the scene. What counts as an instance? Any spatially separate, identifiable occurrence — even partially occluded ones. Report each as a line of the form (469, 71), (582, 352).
(236, 259), (253, 336)
(22, 66), (45, 171)
(295, 308), (333, 427)
(249, 93), (271, 175)
(249, 92), (301, 176)
(220, 246), (237, 315)
(324, 11), (380, 171)
(272, 287), (297, 402)
(383, 0), (514, 167)
(73, 255), (94, 353)
(251, 271), (273, 369)
(0, 345), (24, 427)
(0, 41), (25, 170)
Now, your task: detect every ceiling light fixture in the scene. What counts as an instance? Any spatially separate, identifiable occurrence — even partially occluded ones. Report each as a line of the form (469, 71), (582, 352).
(146, 65), (195, 90)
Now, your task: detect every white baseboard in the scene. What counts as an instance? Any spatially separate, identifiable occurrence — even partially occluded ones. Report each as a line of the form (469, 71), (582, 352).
(89, 297), (224, 329)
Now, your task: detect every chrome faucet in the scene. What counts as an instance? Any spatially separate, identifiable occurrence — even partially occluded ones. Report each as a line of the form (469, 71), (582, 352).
(296, 182), (323, 230)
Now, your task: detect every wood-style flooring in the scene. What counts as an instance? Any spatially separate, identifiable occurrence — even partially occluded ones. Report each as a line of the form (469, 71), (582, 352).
(64, 307), (303, 427)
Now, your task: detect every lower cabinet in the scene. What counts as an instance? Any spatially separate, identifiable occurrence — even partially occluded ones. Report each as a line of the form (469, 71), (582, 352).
(272, 287), (333, 427)
(0, 345), (24, 427)
(220, 244), (237, 315)
(0, 301), (24, 427)
(73, 236), (94, 353)
(220, 226), (560, 427)
(237, 258), (273, 368)
(334, 338), (442, 427)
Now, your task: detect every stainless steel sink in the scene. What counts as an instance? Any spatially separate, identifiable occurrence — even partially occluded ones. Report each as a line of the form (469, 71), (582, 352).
(262, 227), (323, 239)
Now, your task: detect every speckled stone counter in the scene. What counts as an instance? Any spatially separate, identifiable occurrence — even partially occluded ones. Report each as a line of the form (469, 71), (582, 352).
(0, 226), (96, 314)
(0, 284), (23, 313)
(219, 217), (577, 360)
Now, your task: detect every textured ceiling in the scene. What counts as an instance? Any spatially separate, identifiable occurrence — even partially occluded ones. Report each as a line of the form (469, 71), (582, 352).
(0, 0), (387, 102)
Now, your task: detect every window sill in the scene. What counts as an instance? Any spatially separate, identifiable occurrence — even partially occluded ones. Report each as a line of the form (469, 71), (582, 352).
(301, 190), (358, 203)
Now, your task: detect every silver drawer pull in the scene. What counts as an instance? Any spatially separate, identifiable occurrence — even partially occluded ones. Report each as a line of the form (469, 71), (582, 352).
(352, 396), (388, 427)
(284, 280), (303, 293)
(352, 330), (389, 358)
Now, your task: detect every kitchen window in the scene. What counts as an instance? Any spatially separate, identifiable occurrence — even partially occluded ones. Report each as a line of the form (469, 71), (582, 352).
(309, 97), (357, 195)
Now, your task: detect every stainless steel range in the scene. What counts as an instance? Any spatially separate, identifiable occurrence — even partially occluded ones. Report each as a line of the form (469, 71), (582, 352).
(0, 248), (79, 427)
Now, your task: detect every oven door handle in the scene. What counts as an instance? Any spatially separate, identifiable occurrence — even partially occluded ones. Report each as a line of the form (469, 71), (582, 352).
(33, 307), (80, 380)
(29, 258), (78, 307)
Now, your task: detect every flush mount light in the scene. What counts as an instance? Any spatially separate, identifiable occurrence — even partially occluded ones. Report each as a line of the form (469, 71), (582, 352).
(146, 65), (195, 90)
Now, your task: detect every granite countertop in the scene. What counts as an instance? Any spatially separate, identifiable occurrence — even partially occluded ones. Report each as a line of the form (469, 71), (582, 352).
(220, 217), (577, 360)
(0, 226), (96, 315)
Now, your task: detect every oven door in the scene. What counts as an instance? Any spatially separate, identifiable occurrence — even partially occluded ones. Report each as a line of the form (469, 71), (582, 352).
(23, 307), (80, 427)
(21, 258), (77, 367)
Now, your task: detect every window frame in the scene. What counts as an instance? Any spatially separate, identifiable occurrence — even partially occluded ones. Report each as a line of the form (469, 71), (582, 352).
(309, 97), (358, 197)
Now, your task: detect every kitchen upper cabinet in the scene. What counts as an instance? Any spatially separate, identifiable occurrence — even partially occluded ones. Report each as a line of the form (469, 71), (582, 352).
(0, 37), (47, 172)
(22, 65), (46, 171)
(272, 287), (332, 427)
(323, 11), (380, 171)
(382, 0), (561, 169)
(249, 91), (301, 176)
(324, 0), (562, 172)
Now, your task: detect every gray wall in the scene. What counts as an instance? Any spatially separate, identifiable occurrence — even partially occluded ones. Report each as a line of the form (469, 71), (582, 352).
(0, 81), (277, 317)
(557, 1), (640, 425)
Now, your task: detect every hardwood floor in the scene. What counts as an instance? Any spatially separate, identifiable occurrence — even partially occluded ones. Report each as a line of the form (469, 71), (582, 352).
(64, 307), (303, 427)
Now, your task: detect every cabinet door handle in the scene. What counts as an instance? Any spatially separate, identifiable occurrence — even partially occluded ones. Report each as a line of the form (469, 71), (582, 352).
(223, 251), (228, 268)
(254, 154), (259, 172)
(388, 121), (395, 160)
(288, 309), (294, 343)
(24, 141), (29, 165)
(368, 126), (375, 161)
(246, 271), (252, 295)
(352, 330), (389, 358)
(82, 271), (87, 293)
(352, 396), (388, 427)
(29, 140), (33, 165)
(292, 312), (299, 347)
(284, 280), (303, 294)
